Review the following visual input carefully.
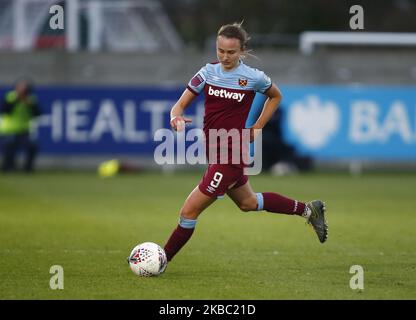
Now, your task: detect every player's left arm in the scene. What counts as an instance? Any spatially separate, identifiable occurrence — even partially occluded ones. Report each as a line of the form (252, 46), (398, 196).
(250, 83), (282, 141)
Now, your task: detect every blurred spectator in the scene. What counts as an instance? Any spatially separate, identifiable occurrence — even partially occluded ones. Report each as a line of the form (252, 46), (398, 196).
(262, 106), (313, 175)
(0, 79), (41, 172)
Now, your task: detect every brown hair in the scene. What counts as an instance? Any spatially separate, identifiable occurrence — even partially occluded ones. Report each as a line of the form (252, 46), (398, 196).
(217, 22), (250, 51)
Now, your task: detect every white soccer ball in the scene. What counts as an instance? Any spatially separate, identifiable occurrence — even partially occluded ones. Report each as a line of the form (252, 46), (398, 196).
(128, 242), (167, 277)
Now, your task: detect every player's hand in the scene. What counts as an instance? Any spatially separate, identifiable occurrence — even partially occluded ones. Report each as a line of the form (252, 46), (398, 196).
(170, 115), (192, 132)
(249, 126), (262, 142)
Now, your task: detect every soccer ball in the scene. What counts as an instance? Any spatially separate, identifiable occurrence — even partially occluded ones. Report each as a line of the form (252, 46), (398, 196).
(128, 242), (167, 277)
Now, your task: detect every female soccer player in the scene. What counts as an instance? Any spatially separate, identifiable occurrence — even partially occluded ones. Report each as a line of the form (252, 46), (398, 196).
(163, 23), (328, 263)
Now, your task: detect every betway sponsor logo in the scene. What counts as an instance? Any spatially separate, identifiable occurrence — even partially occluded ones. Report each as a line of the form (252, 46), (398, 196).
(208, 86), (245, 102)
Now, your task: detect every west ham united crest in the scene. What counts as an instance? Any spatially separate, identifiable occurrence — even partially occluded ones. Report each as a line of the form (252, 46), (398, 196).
(238, 78), (248, 87)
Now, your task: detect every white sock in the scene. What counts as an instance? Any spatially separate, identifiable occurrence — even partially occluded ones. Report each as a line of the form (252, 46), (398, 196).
(302, 206), (311, 219)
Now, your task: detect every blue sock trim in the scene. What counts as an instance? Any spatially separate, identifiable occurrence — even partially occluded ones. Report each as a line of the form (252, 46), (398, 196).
(256, 193), (264, 211)
(179, 217), (197, 229)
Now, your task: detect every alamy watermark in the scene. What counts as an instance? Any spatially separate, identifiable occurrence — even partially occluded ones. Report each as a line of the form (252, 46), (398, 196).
(49, 265), (64, 290)
(349, 265), (364, 290)
(49, 5), (64, 30)
(154, 128), (263, 175)
(349, 5), (364, 30)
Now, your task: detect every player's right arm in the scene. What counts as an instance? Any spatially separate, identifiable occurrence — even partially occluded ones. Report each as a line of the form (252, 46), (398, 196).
(170, 66), (207, 131)
(170, 89), (196, 132)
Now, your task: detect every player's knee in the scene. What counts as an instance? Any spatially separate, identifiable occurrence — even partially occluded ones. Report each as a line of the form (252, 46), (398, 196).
(180, 205), (200, 220)
(238, 197), (258, 212)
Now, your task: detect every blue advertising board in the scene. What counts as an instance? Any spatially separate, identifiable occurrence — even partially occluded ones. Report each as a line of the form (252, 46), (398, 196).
(1, 86), (204, 155)
(249, 86), (416, 161)
(287, 86), (416, 160)
(0, 85), (415, 161)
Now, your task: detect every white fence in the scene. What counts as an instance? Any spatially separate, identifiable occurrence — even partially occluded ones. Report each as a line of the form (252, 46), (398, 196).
(300, 31), (416, 54)
(0, 0), (183, 52)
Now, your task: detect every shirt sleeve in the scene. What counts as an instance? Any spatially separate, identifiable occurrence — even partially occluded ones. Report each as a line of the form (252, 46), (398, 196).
(186, 66), (207, 95)
(255, 70), (272, 94)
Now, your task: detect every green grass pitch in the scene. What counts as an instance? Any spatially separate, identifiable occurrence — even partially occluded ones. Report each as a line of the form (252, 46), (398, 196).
(0, 171), (415, 299)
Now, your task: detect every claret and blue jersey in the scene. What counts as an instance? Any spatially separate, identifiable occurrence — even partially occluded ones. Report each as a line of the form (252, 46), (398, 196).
(187, 60), (272, 135)
(186, 60), (272, 166)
